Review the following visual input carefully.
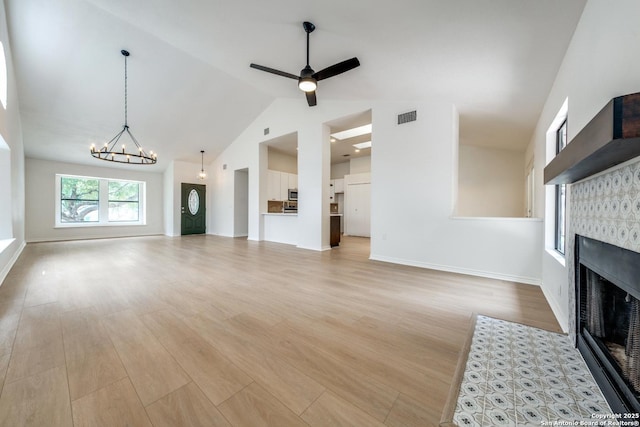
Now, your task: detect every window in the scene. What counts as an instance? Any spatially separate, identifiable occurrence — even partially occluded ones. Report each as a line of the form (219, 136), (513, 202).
(108, 181), (140, 222)
(0, 41), (7, 109)
(60, 176), (99, 223)
(555, 119), (567, 254)
(0, 135), (11, 240)
(56, 174), (145, 227)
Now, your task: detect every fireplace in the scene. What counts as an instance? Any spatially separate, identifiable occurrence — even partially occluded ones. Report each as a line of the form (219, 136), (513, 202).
(576, 235), (640, 413)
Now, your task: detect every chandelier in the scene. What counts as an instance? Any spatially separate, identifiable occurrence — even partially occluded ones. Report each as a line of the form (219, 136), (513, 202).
(91, 50), (157, 164)
(198, 150), (207, 180)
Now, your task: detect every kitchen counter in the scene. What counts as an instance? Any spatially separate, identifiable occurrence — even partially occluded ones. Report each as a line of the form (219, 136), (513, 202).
(263, 212), (298, 216)
(262, 212), (298, 245)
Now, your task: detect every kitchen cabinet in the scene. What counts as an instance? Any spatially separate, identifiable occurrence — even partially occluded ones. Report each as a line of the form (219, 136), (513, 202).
(288, 173), (298, 190)
(268, 170), (298, 201)
(330, 215), (341, 247)
(280, 174), (289, 201)
(267, 170), (281, 201)
(334, 178), (344, 194)
(345, 182), (371, 237)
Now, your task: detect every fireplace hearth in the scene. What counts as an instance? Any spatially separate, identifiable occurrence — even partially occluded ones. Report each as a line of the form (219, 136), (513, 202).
(576, 235), (640, 413)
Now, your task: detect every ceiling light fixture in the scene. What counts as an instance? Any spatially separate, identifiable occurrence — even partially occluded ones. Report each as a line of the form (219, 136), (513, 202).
(330, 124), (372, 141)
(90, 50), (157, 164)
(352, 141), (372, 149)
(198, 150), (207, 180)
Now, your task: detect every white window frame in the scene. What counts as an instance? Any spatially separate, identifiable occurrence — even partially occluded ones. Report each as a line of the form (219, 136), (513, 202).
(55, 174), (146, 228)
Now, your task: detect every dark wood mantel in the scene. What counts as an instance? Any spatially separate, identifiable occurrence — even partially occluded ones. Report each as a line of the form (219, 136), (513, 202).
(544, 92), (640, 185)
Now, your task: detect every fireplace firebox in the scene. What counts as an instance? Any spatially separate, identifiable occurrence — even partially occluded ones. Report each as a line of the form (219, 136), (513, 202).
(576, 235), (640, 413)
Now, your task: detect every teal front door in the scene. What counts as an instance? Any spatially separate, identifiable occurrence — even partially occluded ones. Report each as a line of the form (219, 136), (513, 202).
(181, 183), (206, 235)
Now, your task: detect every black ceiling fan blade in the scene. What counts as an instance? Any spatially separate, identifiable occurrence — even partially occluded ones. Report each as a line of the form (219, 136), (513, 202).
(313, 57), (360, 81)
(250, 63), (299, 80)
(305, 91), (317, 107)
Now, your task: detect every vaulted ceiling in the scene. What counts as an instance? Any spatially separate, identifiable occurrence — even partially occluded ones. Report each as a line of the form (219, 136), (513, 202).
(6, 0), (586, 171)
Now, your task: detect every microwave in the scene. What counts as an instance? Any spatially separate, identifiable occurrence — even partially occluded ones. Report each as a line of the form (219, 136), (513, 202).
(288, 189), (298, 201)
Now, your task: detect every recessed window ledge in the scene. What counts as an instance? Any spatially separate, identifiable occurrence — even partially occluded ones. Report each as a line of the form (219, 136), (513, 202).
(545, 248), (566, 267)
(0, 238), (15, 254)
(54, 222), (145, 229)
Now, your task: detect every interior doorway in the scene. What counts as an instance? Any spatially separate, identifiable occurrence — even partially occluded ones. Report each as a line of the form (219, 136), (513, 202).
(181, 183), (206, 235)
(234, 169), (249, 237)
(327, 110), (372, 250)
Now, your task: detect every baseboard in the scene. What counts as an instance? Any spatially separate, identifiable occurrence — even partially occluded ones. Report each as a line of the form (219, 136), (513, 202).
(540, 283), (569, 333)
(369, 254), (541, 286)
(0, 240), (26, 287)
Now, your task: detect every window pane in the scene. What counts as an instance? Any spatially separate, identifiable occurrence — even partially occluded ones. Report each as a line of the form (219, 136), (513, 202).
(61, 200), (99, 223)
(109, 181), (139, 202)
(556, 184), (566, 254)
(109, 202), (139, 222)
(61, 177), (98, 200)
(557, 120), (567, 153)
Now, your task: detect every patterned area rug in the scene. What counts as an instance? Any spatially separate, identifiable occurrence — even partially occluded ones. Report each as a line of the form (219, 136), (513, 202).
(441, 315), (612, 426)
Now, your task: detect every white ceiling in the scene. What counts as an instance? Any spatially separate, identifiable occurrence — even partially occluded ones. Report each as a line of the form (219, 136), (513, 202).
(5, 0), (586, 171)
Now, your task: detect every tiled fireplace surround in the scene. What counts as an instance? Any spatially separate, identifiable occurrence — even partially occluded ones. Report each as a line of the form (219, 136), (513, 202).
(567, 157), (640, 342)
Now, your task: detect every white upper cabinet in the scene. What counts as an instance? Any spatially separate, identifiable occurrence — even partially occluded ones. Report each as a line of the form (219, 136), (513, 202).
(268, 170), (298, 201)
(288, 173), (298, 190)
(267, 170), (281, 201)
(334, 178), (344, 194)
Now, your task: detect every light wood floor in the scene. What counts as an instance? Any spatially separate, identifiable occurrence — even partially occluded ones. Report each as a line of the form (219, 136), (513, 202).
(0, 235), (560, 427)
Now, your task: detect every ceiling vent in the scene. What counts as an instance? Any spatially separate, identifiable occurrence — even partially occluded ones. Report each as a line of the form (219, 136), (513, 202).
(264, 127), (270, 135)
(397, 110), (417, 125)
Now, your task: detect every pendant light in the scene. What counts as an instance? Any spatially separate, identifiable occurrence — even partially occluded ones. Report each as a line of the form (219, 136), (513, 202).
(90, 50), (157, 164)
(198, 150), (207, 180)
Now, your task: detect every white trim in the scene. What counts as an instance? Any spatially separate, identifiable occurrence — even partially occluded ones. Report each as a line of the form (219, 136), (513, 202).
(26, 232), (162, 244)
(541, 281), (569, 333)
(55, 174), (146, 227)
(0, 239), (25, 287)
(545, 248), (566, 267)
(450, 216), (543, 222)
(369, 254), (541, 286)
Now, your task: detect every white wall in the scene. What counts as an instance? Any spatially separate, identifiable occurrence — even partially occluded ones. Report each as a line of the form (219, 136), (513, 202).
(25, 158), (164, 242)
(211, 97), (543, 283)
(528, 0), (640, 330)
(208, 98), (374, 248)
(268, 148), (297, 174)
(0, 1), (26, 284)
(233, 169), (249, 237)
(369, 101), (542, 284)
(458, 145), (525, 217)
(349, 156), (371, 174)
(331, 161), (350, 179)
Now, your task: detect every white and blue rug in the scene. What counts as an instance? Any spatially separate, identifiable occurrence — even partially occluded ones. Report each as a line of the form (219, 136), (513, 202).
(451, 315), (612, 426)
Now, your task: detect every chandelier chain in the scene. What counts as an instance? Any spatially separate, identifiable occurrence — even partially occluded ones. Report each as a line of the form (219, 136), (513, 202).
(124, 52), (128, 127)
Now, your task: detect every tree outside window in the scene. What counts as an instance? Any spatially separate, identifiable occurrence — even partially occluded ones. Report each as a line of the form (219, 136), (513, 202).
(108, 181), (140, 222)
(60, 177), (99, 222)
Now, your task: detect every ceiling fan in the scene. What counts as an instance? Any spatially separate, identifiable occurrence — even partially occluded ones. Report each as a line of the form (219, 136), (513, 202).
(250, 21), (360, 107)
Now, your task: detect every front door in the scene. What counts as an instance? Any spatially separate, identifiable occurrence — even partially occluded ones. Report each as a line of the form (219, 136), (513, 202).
(181, 183), (206, 235)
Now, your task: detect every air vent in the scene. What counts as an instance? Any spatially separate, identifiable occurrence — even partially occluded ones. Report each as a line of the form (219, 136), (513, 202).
(264, 127), (270, 135)
(398, 110), (417, 125)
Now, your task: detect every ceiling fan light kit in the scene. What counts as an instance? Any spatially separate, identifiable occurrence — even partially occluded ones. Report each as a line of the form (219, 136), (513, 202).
(250, 21), (360, 107)
(91, 49), (157, 165)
